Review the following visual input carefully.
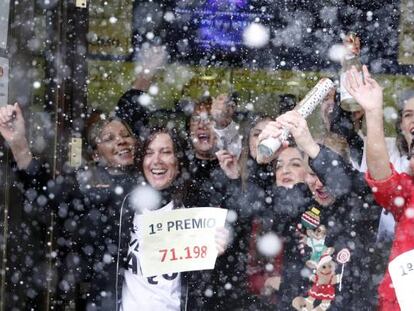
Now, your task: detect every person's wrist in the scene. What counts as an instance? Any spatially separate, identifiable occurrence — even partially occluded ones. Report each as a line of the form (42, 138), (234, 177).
(11, 140), (33, 170)
(132, 73), (154, 91)
(230, 167), (240, 179)
(303, 141), (320, 159)
(362, 102), (383, 115)
(364, 108), (383, 122)
(10, 136), (30, 153)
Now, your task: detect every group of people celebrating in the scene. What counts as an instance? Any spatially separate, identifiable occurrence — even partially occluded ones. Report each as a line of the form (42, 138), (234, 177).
(0, 64), (413, 311)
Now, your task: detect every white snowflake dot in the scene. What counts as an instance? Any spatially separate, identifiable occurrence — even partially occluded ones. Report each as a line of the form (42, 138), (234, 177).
(257, 232), (282, 257)
(405, 208), (414, 218)
(243, 23), (270, 48)
(224, 283), (232, 290)
(394, 197), (405, 207)
(115, 186), (124, 195)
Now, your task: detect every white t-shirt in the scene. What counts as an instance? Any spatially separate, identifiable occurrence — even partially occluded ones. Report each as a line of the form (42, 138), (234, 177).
(356, 136), (410, 174)
(121, 201), (181, 311)
(354, 136), (410, 241)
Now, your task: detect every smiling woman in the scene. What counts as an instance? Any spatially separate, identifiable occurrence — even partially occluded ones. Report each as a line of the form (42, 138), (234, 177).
(86, 116), (138, 172)
(0, 105), (145, 311)
(143, 132), (179, 190)
(121, 127), (191, 311)
(189, 97), (216, 160)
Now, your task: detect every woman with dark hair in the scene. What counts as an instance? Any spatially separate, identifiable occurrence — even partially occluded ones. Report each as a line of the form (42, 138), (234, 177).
(206, 114), (277, 310)
(186, 96), (224, 207)
(246, 142), (312, 311)
(218, 114), (275, 200)
(120, 126), (227, 311)
(390, 90), (414, 167)
(120, 127), (186, 311)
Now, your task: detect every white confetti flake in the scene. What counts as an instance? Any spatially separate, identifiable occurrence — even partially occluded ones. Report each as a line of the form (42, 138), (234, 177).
(164, 11), (175, 22)
(405, 208), (414, 218)
(224, 283), (232, 290)
(138, 94), (152, 107)
(394, 196), (405, 207)
(149, 85), (159, 95)
(33, 81), (41, 89)
(204, 288), (213, 297)
(328, 44), (347, 63)
(129, 185), (161, 212)
(226, 210), (238, 223)
(243, 23), (270, 48)
(257, 232), (282, 257)
(383, 106), (398, 123)
(115, 186), (124, 195)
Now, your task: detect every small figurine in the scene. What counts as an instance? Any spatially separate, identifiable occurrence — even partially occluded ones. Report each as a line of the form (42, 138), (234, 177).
(292, 250), (341, 311)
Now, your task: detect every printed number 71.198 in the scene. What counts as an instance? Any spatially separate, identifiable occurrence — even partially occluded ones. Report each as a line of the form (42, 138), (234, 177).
(159, 246), (208, 262)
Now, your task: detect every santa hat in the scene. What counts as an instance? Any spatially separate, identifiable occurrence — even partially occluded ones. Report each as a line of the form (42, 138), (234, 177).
(318, 254), (332, 268)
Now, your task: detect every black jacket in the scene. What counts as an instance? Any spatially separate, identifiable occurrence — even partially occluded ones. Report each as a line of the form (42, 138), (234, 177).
(191, 157), (277, 310)
(14, 159), (140, 310)
(75, 166), (138, 310)
(274, 145), (381, 310)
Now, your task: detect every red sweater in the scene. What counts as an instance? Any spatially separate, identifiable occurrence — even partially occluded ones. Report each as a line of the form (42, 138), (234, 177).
(365, 165), (414, 310)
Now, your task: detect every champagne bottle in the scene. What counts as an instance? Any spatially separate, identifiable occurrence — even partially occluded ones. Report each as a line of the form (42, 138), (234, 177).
(258, 78), (335, 158)
(340, 32), (363, 112)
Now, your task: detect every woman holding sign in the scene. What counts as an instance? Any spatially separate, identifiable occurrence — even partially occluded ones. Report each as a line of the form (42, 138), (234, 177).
(120, 127), (228, 311)
(346, 65), (414, 311)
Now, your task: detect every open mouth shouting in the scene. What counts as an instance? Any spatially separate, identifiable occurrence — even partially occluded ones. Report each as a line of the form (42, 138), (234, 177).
(313, 186), (334, 206)
(195, 131), (211, 144)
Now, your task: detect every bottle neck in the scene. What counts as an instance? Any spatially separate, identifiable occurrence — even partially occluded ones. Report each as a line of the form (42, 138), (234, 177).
(342, 53), (361, 68)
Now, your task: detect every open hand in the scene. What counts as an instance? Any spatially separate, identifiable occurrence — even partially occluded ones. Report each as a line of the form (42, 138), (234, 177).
(211, 94), (234, 129)
(345, 65), (383, 114)
(137, 44), (168, 76)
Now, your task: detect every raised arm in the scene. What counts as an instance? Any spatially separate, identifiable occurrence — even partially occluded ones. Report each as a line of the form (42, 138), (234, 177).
(116, 46), (167, 137)
(345, 65), (391, 180)
(275, 110), (320, 159)
(132, 45), (167, 91)
(0, 103), (33, 169)
(276, 110), (366, 197)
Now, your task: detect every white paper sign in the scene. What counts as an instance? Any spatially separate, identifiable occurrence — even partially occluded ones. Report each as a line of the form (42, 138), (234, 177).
(388, 249), (414, 310)
(0, 57), (9, 106)
(0, 0), (10, 49)
(140, 207), (228, 277)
